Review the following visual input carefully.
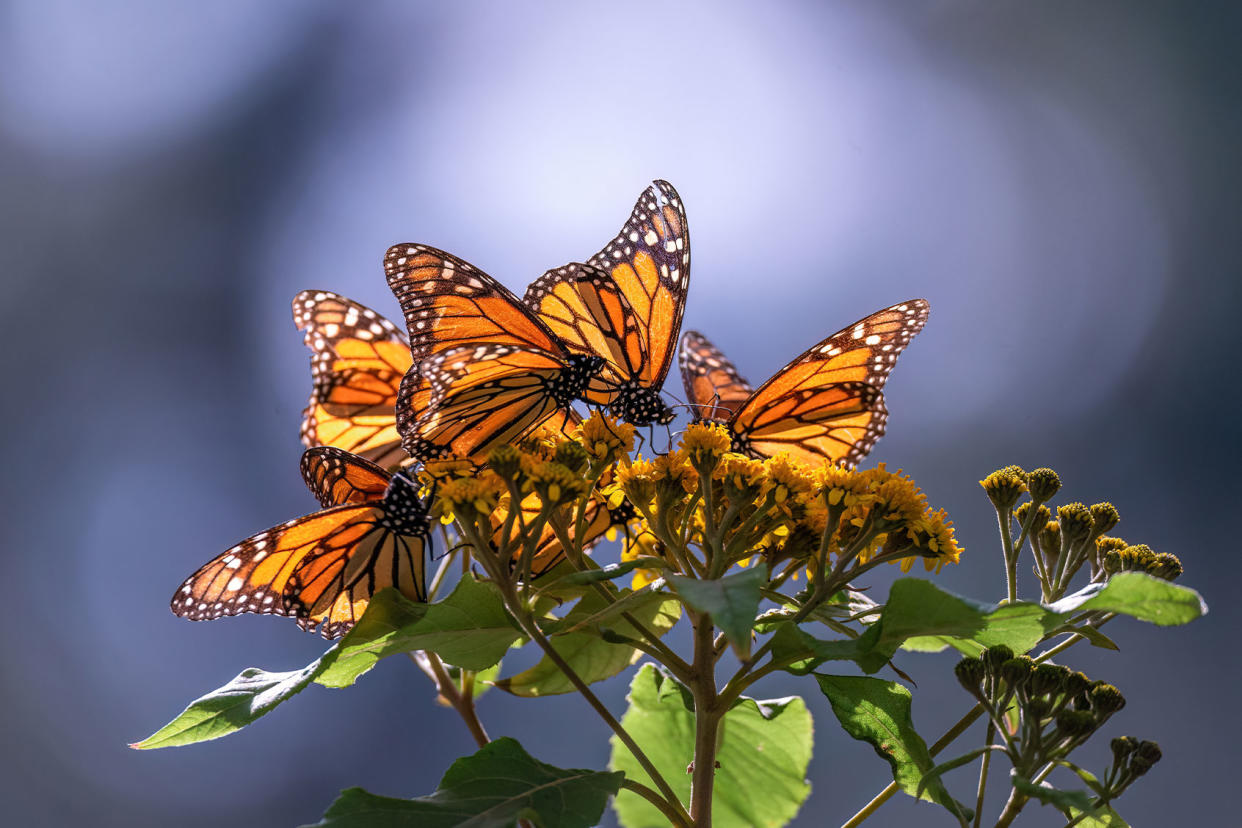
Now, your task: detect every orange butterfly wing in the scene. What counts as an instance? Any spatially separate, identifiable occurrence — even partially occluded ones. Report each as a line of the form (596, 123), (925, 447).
(300, 446), (392, 507)
(172, 473), (431, 639)
(678, 330), (757, 422)
(402, 344), (586, 462)
(683, 299), (929, 467)
(525, 181), (689, 424)
(293, 291), (411, 470)
(384, 243), (565, 365)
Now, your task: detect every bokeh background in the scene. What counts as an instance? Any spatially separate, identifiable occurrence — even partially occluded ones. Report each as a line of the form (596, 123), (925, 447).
(3, 2), (1239, 825)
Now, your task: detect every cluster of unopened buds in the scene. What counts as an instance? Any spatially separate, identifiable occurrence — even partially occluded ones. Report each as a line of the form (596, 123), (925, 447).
(979, 465), (1181, 602)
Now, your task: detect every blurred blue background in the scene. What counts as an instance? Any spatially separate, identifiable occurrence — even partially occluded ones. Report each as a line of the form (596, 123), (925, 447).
(3, 2), (1238, 825)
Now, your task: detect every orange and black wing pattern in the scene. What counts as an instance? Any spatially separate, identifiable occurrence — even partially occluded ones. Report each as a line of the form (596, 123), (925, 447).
(678, 331), (756, 423)
(172, 456), (430, 639)
(525, 181), (689, 425)
(402, 344), (594, 463)
(383, 244), (599, 460)
(681, 299), (929, 467)
(300, 446), (391, 507)
(384, 243), (566, 365)
(294, 291), (411, 471)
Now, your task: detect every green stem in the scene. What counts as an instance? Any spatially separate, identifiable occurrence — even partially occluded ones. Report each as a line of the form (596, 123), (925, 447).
(622, 779), (690, 828)
(411, 651), (491, 749)
(688, 610), (721, 826)
(972, 721), (996, 828)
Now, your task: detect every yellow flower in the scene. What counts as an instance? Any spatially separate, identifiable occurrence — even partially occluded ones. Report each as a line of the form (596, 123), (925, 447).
(419, 458), (477, 485)
(575, 411), (636, 465)
(765, 454), (816, 505)
(715, 453), (767, 495)
(681, 422), (731, 468)
(815, 464), (870, 508)
(526, 460), (588, 508)
(902, 508), (963, 572)
(862, 465), (927, 528)
(980, 467), (1027, 511)
(616, 456), (657, 508)
(650, 449), (698, 496)
(434, 473), (504, 523)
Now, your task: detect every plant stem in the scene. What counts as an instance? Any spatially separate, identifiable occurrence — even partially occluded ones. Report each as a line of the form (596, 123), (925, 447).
(688, 611), (721, 826)
(410, 651), (491, 749)
(622, 779), (688, 826)
(504, 585), (691, 825)
(972, 721), (996, 828)
(992, 787), (1026, 828)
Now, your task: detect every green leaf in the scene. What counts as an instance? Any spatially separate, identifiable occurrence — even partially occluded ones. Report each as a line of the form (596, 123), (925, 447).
(303, 737), (622, 828)
(317, 578), (520, 688)
(1068, 804), (1129, 827)
(132, 648), (338, 749)
(815, 674), (967, 821)
(1045, 624), (1120, 650)
(667, 564), (767, 656)
(1047, 572), (1207, 626)
(446, 660), (503, 701)
(766, 621), (871, 674)
(610, 664), (812, 828)
(899, 636), (986, 657)
(495, 591), (680, 696)
(1011, 773), (1093, 813)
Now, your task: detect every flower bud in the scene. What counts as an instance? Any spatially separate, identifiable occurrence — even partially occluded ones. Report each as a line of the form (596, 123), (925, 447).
(1013, 502), (1051, 531)
(1038, 521), (1062, 559)
(554, 441), (591, 475)
(1000, 656), (1034, 689)
(1110, 735), (1137, 766)
(1026, 468), (1061, 503)
(1151, 552), (1183, 581)
(1055, 709), (1097, 738)
(1131, 740), (1162, 775)
(954, 657), (987, 697)
(1025, 697), (1053, 722)
(1088, 683), (1126, 717)
(487, 445), (524, 481)
(982, 645), (1015, 679)
(980, 468), (1026, 511)
(1030, 664), (1069, 697)
(1057, 502), (1093, 544)
(1064, 670), (1091, 699)
(1089, 502), (1120, 535)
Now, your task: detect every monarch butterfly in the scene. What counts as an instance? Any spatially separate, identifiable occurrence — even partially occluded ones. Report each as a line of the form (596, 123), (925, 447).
(525, 180), (689, 426)
(679, 299), (930, 467)
(293, 290), (412, 471)
(384, 245), (604, 462)
(171, 447), (432, 639)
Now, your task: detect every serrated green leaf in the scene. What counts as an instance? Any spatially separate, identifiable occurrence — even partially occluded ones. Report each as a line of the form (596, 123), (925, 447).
(667, 564), (767, 656)
(495, 591), (680, 696)
(610, 664), (812, 828)
(1048, 572), (1207, 626)
(815, 674), (967, 821)
(317, 578), (520, 688)
(132, 649), (338, 749)
(303, 737), (621, 828)
(1011, 773), (1093, 813)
